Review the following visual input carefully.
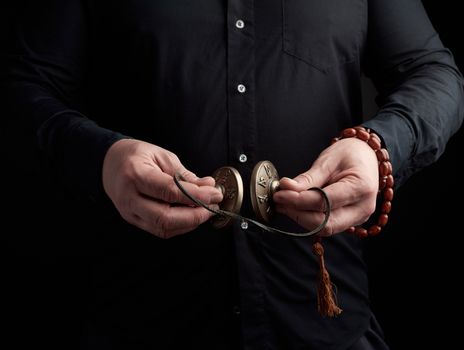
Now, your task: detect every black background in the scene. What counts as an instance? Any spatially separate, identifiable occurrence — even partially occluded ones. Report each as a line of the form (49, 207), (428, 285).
(366, 1), (463, 348)
(1, 1), (463, 349)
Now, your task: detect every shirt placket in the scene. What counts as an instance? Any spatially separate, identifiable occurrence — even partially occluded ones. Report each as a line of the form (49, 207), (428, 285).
(227, 0), (257, 171)
(227, 1), (268, 349)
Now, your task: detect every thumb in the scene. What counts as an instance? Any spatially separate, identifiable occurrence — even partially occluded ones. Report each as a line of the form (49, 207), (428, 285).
(279, 166), (329, 191)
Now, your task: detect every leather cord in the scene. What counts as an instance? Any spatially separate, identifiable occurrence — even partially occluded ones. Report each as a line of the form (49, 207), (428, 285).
(174, 172), (331, 238)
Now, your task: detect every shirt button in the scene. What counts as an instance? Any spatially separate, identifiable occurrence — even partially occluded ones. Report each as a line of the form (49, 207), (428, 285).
(240, 220), (248, 230)
(233, 305), (241, 316)
(235, 19), (245, 29)
(238, 154), (247, 163)
(237, 84), (246, 93)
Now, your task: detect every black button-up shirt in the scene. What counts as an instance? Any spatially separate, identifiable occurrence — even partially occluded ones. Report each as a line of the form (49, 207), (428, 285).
(1, 1), (463, 349)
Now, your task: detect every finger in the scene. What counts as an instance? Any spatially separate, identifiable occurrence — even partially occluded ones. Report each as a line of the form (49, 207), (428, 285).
(278, 165), (330, 192)
(192, 176), (216, 187)
(131, 195), (218, 238)
(153, 150), (206, 183)
(131, 213), (206, 239)
(176, 174), (216, 188)
(275, 204), (370, 237)
(274, 179), (363, 210)
(150, 149), (218, 191)
(273, 189), (327, 211)
(171, 166), (216, 188)
(319, 180), (368, 209)
(162, 206), (218, 238)
(153, 151), (204, 185)
(176, 167), (200, 183)
(153, 150), (189, 176)
(134, 169), (223, 205)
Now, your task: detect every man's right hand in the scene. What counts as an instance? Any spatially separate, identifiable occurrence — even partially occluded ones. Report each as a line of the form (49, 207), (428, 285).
(102, 139), (223, 238)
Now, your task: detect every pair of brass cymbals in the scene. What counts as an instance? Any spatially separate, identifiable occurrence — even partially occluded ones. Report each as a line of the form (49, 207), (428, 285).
(211, 160), (280, 229)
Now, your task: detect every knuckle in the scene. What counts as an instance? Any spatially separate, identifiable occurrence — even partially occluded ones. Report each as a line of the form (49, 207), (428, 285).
(116, 192), (135, 215)
(181, 169), (194, 180)
(167, 150), (177, 159)
(159, 185), (170, 202)
(361, 178), (378, 196)
(162, 184), (172, 201)
(163, 183), (178, 203)
(364, 200), (376, 216)
(119, 202), (131, 218)
(362, 215), (371, 224)
(124, 196), (136, 213)
(317, 198), (327, 212)
(324, 218), (336, 236)
(153, 214), (169, 238)
(301, 173), (314, 187)
(167, 151), (180, 165)
(131, 164), (147, 185)
(170, 184), (181, 203)
(164, 212), (174, 231)
(193, 212), (203, 227)
(357, 201), (376, 225)
(198, 190), (213, 204)
(120, 160), (138, 183)
(321, 225), (333, 237)
(154, 227), (167, 239)
(119, 211), (134, 225)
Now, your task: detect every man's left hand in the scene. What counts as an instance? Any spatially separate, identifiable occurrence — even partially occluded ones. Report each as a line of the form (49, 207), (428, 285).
(273, 138), (379, 236)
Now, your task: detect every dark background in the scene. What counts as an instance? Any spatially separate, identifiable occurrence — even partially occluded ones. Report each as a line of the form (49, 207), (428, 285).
(366, 1), (464, 348)
(1, 1), (462, 349)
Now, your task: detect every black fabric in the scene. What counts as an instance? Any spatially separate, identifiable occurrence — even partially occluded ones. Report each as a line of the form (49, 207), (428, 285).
(0, 1), (463, 349)
(348, 314), (390, 350)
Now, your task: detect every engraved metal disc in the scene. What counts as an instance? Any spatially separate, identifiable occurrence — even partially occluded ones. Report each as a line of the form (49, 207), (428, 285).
(211, 166), (244, 229)
(250, 160), (280, 223)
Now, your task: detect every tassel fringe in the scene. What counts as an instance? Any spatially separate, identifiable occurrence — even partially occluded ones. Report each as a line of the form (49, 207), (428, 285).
(312, 239), (343, 317)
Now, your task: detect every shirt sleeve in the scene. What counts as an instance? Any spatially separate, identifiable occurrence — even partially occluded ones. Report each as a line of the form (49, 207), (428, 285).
(0, 0), (128, 201)
(362, 0), (464, 186)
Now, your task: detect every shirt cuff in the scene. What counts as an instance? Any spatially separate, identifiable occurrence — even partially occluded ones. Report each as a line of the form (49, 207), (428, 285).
(38, 111), (130, 202)
(362, 113), (415, 187)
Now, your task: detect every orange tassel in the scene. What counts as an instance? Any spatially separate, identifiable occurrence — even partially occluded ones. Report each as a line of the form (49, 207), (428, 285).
(312, 239), (343, 317)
